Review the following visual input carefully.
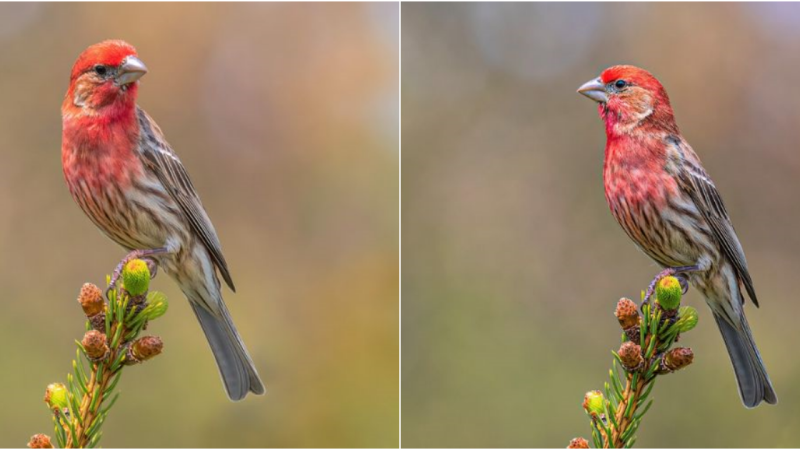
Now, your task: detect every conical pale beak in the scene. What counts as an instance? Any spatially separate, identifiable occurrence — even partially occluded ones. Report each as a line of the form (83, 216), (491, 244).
(116, 56), (148, 85)
(577, 77), (608, 103)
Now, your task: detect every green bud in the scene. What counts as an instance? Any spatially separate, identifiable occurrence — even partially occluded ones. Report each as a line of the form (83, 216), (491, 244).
(582, 390), (604, 417)
(674, 306), (699, 333)
(122, 259), (150, 296)
(140, 292), (168, 321)
(44, 383), (68, 410)
(655, 276), (682, 311)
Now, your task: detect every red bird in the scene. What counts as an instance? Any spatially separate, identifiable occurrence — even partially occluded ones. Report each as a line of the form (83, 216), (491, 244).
(578, 65), (776, 407)
(61, 40), (264, 400)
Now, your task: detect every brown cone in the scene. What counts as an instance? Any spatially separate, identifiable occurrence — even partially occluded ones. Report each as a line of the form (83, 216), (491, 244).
(618, 341), (644, 371)
(567, 437), (589, 449)
(82, 330), (109, 361)
(615, 298), (639, 329)
(662, 347), (694, 372)
(78, 283), (104, 317)
(27, 434), (53, 449)
(128, 336), (163, 363)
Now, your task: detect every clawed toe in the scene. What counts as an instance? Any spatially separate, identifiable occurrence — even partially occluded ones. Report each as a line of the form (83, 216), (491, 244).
(676, 274), (690, 295)
(143, 258), (158, 279)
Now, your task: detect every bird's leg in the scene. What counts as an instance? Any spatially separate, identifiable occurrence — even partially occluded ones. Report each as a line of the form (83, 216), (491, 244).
(107, 248), (170, 299)
(642, 265), (701, 309)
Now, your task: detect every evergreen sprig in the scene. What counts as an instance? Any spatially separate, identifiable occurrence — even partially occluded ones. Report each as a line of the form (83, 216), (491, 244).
(30, 259), (168, 448)
(569, 274), (698, 449)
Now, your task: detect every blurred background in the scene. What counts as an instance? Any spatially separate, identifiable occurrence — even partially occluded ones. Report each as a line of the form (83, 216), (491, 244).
(0, 2), (398, 447)
(402, 2), (800, 447)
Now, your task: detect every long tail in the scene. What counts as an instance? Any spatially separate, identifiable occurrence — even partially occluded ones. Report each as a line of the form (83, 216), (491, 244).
(713, 312), (777, 408)
(189, 298), (265, 400)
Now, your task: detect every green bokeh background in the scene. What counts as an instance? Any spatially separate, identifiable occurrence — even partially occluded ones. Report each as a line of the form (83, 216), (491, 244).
(0, 2), (398, 447)
(402, 2), (800, 447)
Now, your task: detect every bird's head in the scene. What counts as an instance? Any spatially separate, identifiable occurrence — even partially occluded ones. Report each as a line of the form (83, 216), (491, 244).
(578, 65), (677, 136)
(65, 40), (147, 114)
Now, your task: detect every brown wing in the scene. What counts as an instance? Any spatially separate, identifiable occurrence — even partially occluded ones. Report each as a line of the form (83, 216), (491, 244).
(673, 143), (757, 306)
(135, 107), (236, 291)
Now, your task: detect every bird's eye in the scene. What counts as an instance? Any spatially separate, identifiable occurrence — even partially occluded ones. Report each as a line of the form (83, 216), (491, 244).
(93, 65), (108, 76)
(615, 79), (628, 89)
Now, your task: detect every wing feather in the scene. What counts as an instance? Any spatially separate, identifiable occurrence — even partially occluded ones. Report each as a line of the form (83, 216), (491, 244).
(671, 137), (757, 306)
(135, 107), (236, 291)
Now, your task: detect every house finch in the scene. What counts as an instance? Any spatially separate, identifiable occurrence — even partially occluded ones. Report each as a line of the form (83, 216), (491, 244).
(578, 65), (776, 407)
(61, 40), (264, 400)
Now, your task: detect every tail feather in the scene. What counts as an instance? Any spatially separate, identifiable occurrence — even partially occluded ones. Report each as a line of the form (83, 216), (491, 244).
(713, 312), (776, 408)
(190, 300), (265, 400)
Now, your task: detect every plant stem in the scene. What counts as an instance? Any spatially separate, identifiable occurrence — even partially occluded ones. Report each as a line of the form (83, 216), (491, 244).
(575, 275), (695, 448)
(66, 320), (127, 448)
(607, 313), (663, 447)
(609, 365), (647, 447)
(36, 261), (166, 449)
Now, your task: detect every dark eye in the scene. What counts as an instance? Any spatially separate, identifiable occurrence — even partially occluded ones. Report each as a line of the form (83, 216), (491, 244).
(93, 65), (108, 76)
(615, 79), (628, 89)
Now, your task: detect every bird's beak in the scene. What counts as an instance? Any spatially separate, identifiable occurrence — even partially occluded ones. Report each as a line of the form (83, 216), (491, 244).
(577, 77), (608, 103)
(116, 56), (148, 85)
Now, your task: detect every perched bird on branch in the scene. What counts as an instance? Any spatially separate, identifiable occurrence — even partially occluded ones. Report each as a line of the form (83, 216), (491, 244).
(61, 40), (264, 400)
(578, 65), (776, 407)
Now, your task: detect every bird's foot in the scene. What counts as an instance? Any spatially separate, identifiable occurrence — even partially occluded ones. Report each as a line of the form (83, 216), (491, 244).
(642, 268), (677, 310)
(106, 248), (169, 299)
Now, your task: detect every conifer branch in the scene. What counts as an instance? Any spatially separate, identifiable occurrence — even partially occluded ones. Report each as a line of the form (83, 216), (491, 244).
(569, 275), (698, 448)
(30, 259), (168, 448)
